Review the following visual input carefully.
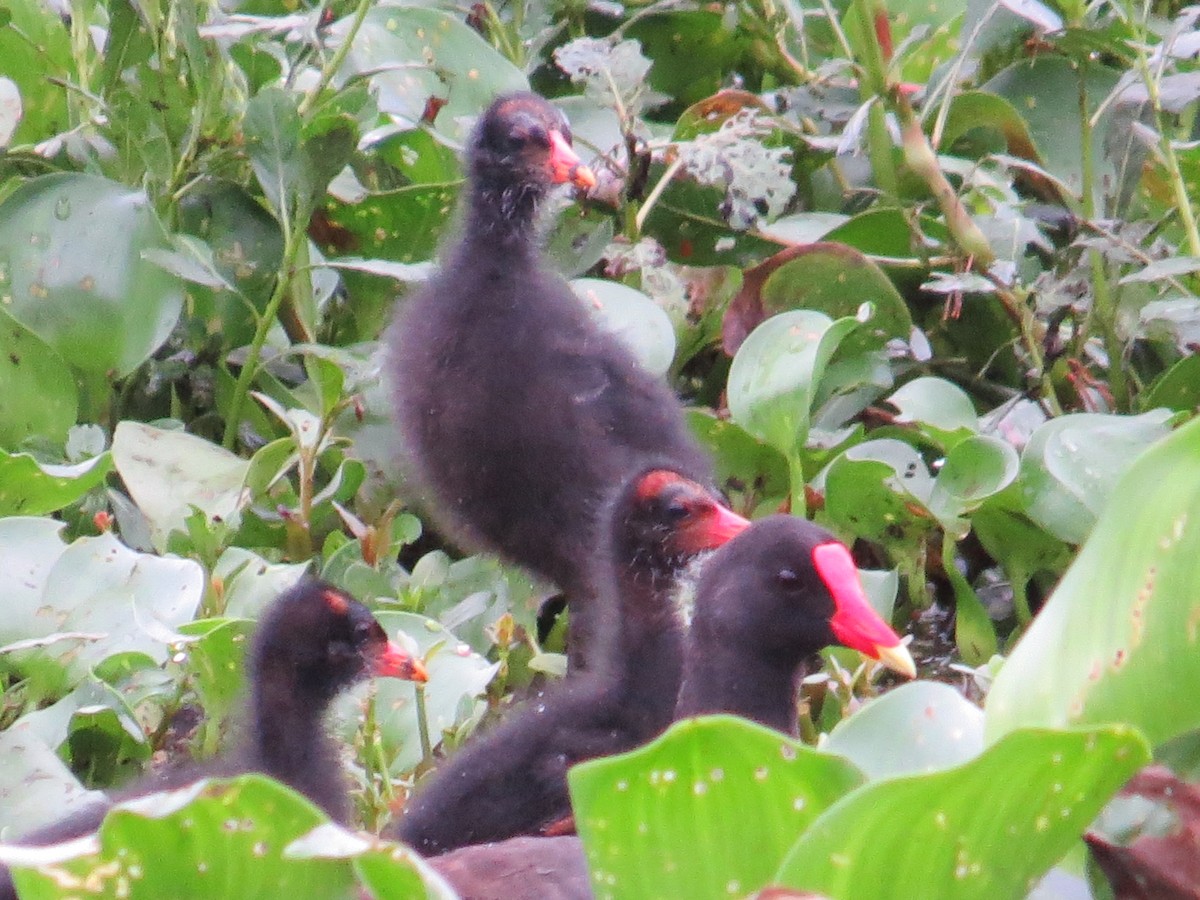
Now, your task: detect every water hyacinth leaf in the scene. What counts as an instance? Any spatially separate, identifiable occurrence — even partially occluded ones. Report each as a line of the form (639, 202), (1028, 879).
(1018, 410), (1172, 545)
(112, 421), (251, 551)
(343, 611), (498, 774)
(0, 726), (103, 836)
(0, 529), (203, 685)
(727, 310), (861, 457)
(354, 841), (459, 899)
(0, 0), (70, 146)
(822, 439), (936, 544)
(0, 450), (112, 517)
(0, 173), (183, 380)
(774, 726), (1150, 899)
(7, 776), (354, 899)
(1143, 353), (1200, 412)
(758, 244), (912, 355)
(824, 681), (985, 780)
(0, 310), (77, 449)
(331, 7), (526, 143)
(986, 415), (1200, 746)
(568, 716), (864, 899)
(177, 617), (256, 730)
(570, 278), (676, 376)
(686, 411), (789, 518)
(213, 547), (309, 619)
(928, 435), (1020, 532)
(555, 37), (654, 116)
(885, 376), (978, 447)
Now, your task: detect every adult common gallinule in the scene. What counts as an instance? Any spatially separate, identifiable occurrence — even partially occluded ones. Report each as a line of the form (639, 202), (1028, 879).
(391, 468), (749, 855)
(387, 92), (712, 670)
(676, 514), (916, 733)
(0, 580), (427, 898)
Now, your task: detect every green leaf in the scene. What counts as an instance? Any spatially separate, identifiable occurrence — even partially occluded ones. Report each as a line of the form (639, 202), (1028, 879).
(0, 524), (203, 685)
(0, 0), (71, 145)
(244, 87), (308, 221)
(1018, 411), (1172, 545)
(0, 309), (77, 449)
(0, 726), (104, 835)
(333, 7), (527, 144)
(985, 415), (1200, 746)
(774, 726), (1150, 899)
(822, 439), (937, 543)
(727, 310), (861, 457)
(5, 777), (352, 899)
(570, 278), (676, 376)
(824, 681), (984, 779)
(928, 434), (1020, 532)
(886, 376), (978, 448)
(0, 450), (112, 517)
(0, 173), (184, 380)
(111, 421), (251, 550)
(568, 716), (864, 899)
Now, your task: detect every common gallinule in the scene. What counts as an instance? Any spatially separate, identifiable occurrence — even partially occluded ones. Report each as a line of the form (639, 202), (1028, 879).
(391, 468), (749, 855)
(387, 92), (712, 670)
(676, 514), (916, 733)
(0, 580), (426, 898)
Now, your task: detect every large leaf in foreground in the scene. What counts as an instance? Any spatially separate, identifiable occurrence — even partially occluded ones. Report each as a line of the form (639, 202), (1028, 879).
(3, 777), (442, 898)
(0, 451), (111, 517)
(986, 414), (1200, 746)
(774, 726), (1149, 900)
(568, 716), (863, 899)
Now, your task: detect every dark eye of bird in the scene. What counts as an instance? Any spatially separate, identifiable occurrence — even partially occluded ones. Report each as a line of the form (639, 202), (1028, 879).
(527, 126), (551, 149)
(662, 499), (690, 522)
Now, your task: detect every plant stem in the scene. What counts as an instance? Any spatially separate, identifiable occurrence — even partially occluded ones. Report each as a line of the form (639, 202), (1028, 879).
(222, 225), (305, 450)
(1076, 66), (1128, 411)
(415, 682), (433, 769)
(788, 452), (807, 518)
(634, 156), (684, 233)
(298, 0), (373, 118)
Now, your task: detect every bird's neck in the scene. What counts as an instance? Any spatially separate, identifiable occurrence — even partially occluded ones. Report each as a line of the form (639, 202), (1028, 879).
(246, 668), (347, 822)
(676, 625), (803, 736)
(462, 178), (546, 252)
(609, 570), (687, 720)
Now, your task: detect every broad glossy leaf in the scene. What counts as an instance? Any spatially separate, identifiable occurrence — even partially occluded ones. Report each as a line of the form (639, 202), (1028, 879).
(112, 421), (250, 550)
(822, 439), (936, 544)
(333, 6), (526, 143)
(0, 310), (77, 449)
(570, 278), (676, 376)
(1143, 353), (1200, 413)
(213, 547), (309, 619)
(928, 434), (1020, 533)
(686, 411), (789, 518)
(0, 523), (203, 685)
(986, 415), (1200, 746)
(0, 726), (103, 836)
(6, 777), (353, 899)
(0, 450), (111, 517)
(886, 376), (978, 447)
(727, 311), (861, 457)
(775, 726), (1150, 899)
(1018, 411), (1172, 545)
(824, 681), (984, 780)
(568, 716), (864, 899)
(0, 174), (183, 379)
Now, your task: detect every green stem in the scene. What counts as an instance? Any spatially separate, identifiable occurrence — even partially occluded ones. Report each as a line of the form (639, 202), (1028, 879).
(634, 156), (684, 234)
(222, 225), (305, 450)
(1077, 67), (1128, 411)
(788, 452), (807, 518)
(298, 0), (373, 118)
(415, 682), (433, 769)
(1011, 570), (1032, 626)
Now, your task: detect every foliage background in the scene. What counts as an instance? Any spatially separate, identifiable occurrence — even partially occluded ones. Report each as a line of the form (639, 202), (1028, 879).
(1, 0), (1200, 894)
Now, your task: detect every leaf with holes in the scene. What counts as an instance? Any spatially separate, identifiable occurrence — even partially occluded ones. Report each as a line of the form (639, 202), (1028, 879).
(774, 725), (1150, 900)
(568, 716), (863, 899)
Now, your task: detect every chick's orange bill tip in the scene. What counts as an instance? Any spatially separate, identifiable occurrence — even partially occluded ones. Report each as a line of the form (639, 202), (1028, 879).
(707, 503), (752, 544)
(376, 640), (429, 682)
(547, 129), (597, 190)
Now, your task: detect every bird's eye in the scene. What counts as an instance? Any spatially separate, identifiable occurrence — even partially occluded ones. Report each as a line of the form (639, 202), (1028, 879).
(663, 499), (690, 522)
(775, 568), (802, 588)
(528, 126), (551, 149)
(352, 621), (373, 643)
